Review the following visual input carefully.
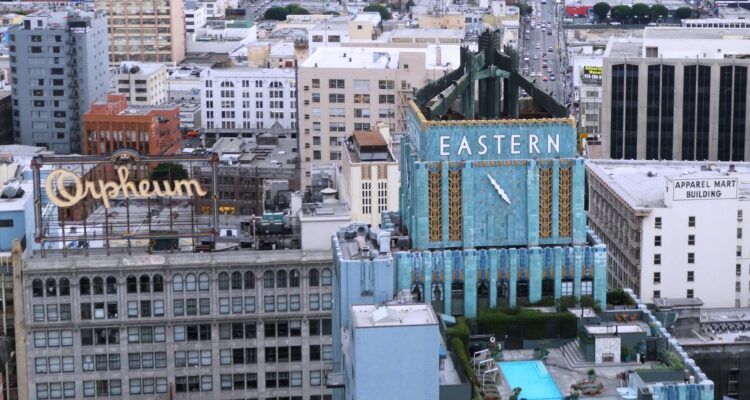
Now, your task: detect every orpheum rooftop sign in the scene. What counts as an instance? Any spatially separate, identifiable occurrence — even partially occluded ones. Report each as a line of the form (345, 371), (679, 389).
(32, 149), (219, 257)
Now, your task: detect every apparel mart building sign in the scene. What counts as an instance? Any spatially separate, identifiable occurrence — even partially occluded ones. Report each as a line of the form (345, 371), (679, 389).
(672, 178), (738, 201)
(46, 166), (208, 208)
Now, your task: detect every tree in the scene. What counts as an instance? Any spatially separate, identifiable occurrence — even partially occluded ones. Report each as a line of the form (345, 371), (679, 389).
(263, 6), (288, 20)
(610, 5), (632, 22)
(363, 4), (392, 20)
(650, 4), (668, 21)
(406, 0), (415, 9)
(323, 10), (341, 15)
(151, 163), (188, 182)
(285, 4), (310, 15)
(631, 3), (651, 22)
(518, 2), (533, 15)
(592, 2), (610, 21)
(675, 6), (693, 19)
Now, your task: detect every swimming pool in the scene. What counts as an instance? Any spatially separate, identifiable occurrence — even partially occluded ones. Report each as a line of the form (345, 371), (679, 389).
(499, 361), (563, 400)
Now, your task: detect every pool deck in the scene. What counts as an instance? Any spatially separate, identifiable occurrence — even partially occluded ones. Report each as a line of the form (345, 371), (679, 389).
(498, 349), (664, 399)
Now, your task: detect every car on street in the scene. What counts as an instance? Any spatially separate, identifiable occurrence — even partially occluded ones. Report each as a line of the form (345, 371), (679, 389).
(550, 75), (556, 81)
(543, 76), (548, 81)
(533, 54), (538, 59)
(536, 43), (541, 49)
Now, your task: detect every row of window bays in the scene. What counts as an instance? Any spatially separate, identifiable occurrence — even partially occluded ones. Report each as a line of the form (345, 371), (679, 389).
(30, 267), (334, 298)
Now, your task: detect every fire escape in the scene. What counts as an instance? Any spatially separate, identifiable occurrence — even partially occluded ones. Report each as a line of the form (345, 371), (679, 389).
(66, 32), (81, 153)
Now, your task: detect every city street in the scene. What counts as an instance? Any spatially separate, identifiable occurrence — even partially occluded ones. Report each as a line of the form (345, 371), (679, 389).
(519, 0), (573, 106)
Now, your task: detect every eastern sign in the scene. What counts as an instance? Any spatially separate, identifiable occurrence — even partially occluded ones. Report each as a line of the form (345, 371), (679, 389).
(672, 178), (738, 201)
(45, 166), (208, 208)
(581, 66), (602, 85)
(439, 133), (562, 157)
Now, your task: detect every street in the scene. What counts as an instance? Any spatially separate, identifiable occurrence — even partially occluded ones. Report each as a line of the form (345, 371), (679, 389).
(519, 0), (573, 107)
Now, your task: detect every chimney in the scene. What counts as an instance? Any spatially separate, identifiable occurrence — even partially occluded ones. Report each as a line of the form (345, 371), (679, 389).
(436, 46), (442, 65)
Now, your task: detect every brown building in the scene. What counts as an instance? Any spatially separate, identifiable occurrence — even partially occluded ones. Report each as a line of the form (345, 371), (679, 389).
(83, 94), (182, 156)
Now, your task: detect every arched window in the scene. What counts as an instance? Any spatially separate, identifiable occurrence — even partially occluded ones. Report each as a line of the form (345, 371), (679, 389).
(321, 268), (333, 286)
(198, 273), (209, 291)
(218, 272), (230, 290)
(105, 276), (117, 294)
(277, 270), (287, 288)
(173, 274), (184, 292)
(126, 276), (137, 293)
(152, 275), (163, 292)
(80, 277), (91, 295)
(244, 272), (255, 289)
(32, 279), (43, 297)
(92, 277), (104, 295)
(45, 278), (57, 297)
(231, 272), (242, 289)
(59, 278), (70, 296)
(289, 270), (300, 288)
(139, 275), (150, 293)
(309, 269), (319, 287)
(263, 271), (274, 288)
(185, 274), (197, 291)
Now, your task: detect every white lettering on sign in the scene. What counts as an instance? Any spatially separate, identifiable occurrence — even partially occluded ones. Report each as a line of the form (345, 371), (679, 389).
(672, 178), (738, 201)
(438, 133), (561, 157)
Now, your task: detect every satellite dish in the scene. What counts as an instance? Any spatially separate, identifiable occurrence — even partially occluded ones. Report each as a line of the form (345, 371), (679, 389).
(490, 337), (496, 343)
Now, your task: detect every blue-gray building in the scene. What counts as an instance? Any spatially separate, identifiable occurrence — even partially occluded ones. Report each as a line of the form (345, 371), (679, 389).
(9, 10), (109, 154)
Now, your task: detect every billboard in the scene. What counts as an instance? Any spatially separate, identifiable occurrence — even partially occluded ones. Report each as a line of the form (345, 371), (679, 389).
(32, 149), (220, 256)
(581, 66), (602, 85)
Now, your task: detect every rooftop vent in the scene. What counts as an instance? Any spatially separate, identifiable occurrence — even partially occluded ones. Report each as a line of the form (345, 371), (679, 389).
(320, 187), (338, 203)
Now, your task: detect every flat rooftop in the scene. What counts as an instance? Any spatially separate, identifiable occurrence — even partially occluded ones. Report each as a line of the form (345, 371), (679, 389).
(603, 36), (643, 58)
(351, 304), (439, 328)
(644, 26), (750, 40)
(586, 160), (750, 210)
(200, 66), (294, 78)
(116, 62), (165, 76)
(302, 45), (461, 70)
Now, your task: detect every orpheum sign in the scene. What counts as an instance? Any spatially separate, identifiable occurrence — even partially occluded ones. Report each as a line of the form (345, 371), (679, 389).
(32, 149), (219, 256)
(672, 177), (738, 201)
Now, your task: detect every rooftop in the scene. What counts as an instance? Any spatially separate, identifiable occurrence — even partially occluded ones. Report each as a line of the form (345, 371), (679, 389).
(201, 66), (294, 78)
(643, 26), (750, 40)
(301, 45), (461, 70)
(353, 12), (381, 25)
(351, 304), (439, 328)
(115, 61), (166, 76)
(208, 136), (298, 169)
(586, 160), (750, 210)
(603, 36), (643, 58)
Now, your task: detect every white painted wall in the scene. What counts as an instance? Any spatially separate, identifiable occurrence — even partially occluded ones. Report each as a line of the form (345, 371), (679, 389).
(594, 336), (621, 364)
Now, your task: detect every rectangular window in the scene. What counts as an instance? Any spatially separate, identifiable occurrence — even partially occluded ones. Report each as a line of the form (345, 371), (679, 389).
(309, 294), (320, 310)
(173, 299), (184, 316)
(244, 296), (256, 313)
(655, 217), (662, 229)
(689, 216), (695, 227)
(687, 271), (694, 282)
(688, 253), (695, 264)
(653, 272), (661, 284)
(687, 289), (694, 298)
(264, 295), (274, 312)
(654, 254), (661, 265)
(277, 295), (288, 312)
(653, 290), (660, 299)
(654, 236), (661, 246)
(322, 293), (333, 310)
(328, 79), (345, 89)
(688, 235), (695, 245)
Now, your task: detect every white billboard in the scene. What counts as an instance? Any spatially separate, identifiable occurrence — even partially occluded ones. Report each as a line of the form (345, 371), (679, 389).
(672, 178), (738, 201)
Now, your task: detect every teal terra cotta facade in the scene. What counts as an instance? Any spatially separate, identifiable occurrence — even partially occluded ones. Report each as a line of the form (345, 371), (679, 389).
(387, 105), (607, 316)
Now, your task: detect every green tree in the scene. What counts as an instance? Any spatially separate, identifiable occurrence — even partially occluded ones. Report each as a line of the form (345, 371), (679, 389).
(406, 0), (416, 9)
(323, 10), (341, 15)
(675, 6), (693, 19)
(650, 4), (668, 20)
(592, 2), (610, 21)
(363, 4), (392, 20)
(518, 2), (533, 15)
(285, 4), (310, 15)
(263, 6), (288, 20)
(151, 163), (188, 182)
(631, 3), (651, 22)
(610, 5), (632, 22)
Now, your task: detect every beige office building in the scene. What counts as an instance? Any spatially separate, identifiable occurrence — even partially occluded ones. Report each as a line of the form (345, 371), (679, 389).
(114, 62), (169, 105)
(96, 0), (186, 63)
(297, 45), (460, 189)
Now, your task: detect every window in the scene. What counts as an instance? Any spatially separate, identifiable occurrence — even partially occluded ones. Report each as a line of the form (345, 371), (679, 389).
(173, 274), (183, 291)
(379, 94), (395, 104)
(309, 294), (320, 310)
(688, 235), (695, 246)
(312, 79), (320, 88)
(738, 264), (742, 276)
(687, 289), (694, 298)
(310, 345), (321, 361)
(689, 216), (695, 227)
(310, 269), (319, 286)
(244, 272), (255, 289)
(379, 80), (395, 90)
(185, 274), (197, 291)
(654, 254), (661, 265)
(310, 371), (322, 386)
(688, 253), (695, 264)
(653, 290), (660, 299)
(80, 277), (90, 295)
(328, 79), (345, 89)
(687, 271), (694, 282)
(277, 270), (287, 288)
(289, 270), (300, 287)
(264, 295), (274, 312)
(329, 94), (345, 103)
(322, 268), (332, 286)
(322, 293), (333, 310)
(312, 93), (320, 103)
(354, 108), (370, 118)
(218, 272), (229, 290)
(739, 228), (743, 239)
(264, 271), (274, 288)
(654, 236), (661, 246)
(198, 273), (209, 291)
(655, 217), (662, 229)
(653, 272), (661, 284)
(561, 280), (573, 296)
(354, 94), (370, 104)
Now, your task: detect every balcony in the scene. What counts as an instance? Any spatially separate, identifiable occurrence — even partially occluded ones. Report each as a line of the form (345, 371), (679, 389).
(324, 362), (345, 388)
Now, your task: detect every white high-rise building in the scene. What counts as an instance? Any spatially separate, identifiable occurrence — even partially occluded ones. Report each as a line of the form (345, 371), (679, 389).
(587, 159), (750, 308)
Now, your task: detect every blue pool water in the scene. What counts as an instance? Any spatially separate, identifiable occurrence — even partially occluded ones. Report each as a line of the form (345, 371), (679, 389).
(499, 361), (563, 400)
